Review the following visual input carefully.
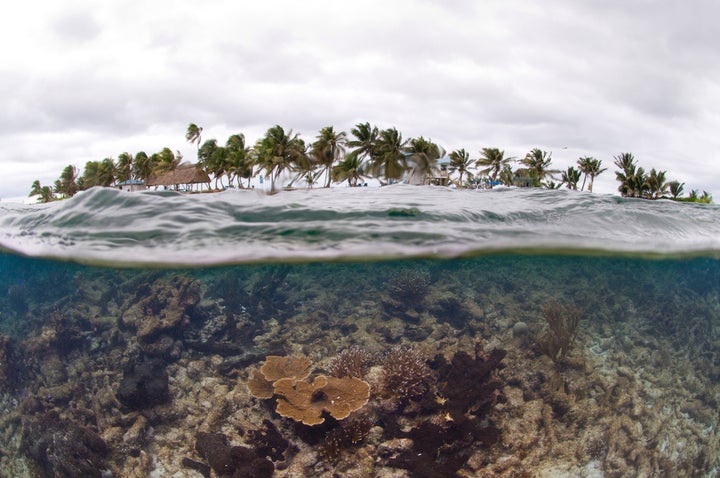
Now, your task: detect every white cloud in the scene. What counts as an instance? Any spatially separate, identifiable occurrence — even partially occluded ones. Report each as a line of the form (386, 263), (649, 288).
(1, 0), (719, 199)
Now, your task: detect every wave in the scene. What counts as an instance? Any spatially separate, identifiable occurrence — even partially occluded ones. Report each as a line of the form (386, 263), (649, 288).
(1, 186), (719, 266)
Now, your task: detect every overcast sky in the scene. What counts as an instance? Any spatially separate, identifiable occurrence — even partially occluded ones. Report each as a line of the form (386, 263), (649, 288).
(1, 0), (719, 200)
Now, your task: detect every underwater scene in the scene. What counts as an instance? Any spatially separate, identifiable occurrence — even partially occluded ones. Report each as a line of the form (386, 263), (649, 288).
(0, 186), (719, 477)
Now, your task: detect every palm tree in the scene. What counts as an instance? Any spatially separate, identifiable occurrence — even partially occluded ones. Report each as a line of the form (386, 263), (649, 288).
(29, 180), (43, 197)
(499, 165), (515, 187)
(476, 148), (511, 185)
(29, 180), (55, 203)
(448, 148), (474, 187)
(116, 152), (134, 182)
(254, 125), (308, 191)
(577, 157), (607, 192)
(645, 168), (668, 199)
(545, 180), (562, 189)
(55, 165), (79, 197)
(519, 148), (557, 187)
(132, 151), (155, 183)
(225, 133), (252, 188)
(311, 126), (347, 187)
(331, 153), (367, 187)
(347, 122), (379, 166)
(152, 148), (181, 175)
(186, 123), (204, 152)
(614, 153), (647, 198)
(370, 127), (410, 184)
(97, 158), (117, 187)
(560, 166), (581, 190)
(406, 136), (444, 184)
(198, 139), (226, 189)
(668, 180), (685, 199)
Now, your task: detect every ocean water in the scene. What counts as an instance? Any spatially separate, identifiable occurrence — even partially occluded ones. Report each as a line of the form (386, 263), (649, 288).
(0, 186), (719, 477)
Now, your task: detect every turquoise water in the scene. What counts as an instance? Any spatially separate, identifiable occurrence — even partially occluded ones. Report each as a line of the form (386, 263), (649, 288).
(0, 187), (719, 477)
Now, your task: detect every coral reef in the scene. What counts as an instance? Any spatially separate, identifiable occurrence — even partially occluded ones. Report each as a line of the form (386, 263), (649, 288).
(380, 345), (431, 401)
(537, 300), (582, 363)
(381, 268), (432, 321)
(1, 255), (719, 477)
(386, 268), (432, 304)
(194, 431), (274, 478)
(246, 355), (313, 398)
(0, 335), (17, 391)
(317, 416), (373, 461)
(121, 275), (200, 358)
(246, 419), (289, 462)
(378, 346), (507, 477)
(116, 358), (170, 410)
(274, 375), (370, 426)
(327, 346), (374, 379)
(20, 411), (108, 478)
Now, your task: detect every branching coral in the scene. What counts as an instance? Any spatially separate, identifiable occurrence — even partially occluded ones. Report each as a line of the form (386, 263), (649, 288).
(327, 346), (374, 379)
(318, 416), (373, 461)
(380, 345), (431, 401)
(385, 268), (432, 306)
(537, 300), (582, 363)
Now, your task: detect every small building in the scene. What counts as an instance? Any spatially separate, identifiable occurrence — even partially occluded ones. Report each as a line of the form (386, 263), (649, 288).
(146, 163), (210, 191)
(424, 156), (451, 186)
(116, 179), (145, 192)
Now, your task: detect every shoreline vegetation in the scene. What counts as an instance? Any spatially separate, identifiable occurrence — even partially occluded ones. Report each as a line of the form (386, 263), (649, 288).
(30, 122), (712, 204)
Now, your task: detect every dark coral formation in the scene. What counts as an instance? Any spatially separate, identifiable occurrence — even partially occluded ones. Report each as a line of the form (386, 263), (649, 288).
(317, 416), (373, 461)
(116, 358), (170, 410)
(194, 431), (274, 478)
(0, 334), (18, 391)
(21, 412), (108, 478)
(246, 419), (289, 462)
(381, 346), (507, 477)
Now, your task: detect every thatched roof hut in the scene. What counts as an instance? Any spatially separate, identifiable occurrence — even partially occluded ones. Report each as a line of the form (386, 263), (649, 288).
(146, 163), (210, 189)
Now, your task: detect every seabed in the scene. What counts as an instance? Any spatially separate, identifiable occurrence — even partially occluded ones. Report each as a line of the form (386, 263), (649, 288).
(0, 255), (718, 477)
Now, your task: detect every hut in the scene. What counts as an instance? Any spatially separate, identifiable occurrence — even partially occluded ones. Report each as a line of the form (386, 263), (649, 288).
(116, 179), (145, 192)
(146, 163), (210, 191)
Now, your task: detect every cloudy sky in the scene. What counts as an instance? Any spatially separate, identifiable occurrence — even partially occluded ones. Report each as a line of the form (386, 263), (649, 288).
(1, 0), (719, 200)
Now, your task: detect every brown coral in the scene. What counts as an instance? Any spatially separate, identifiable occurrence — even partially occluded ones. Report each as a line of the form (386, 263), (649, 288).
(246, 368), (275, 399)
(273, 375), (370, 426)
(261, 355), (312, 381)
(247, 355), (313, 399)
